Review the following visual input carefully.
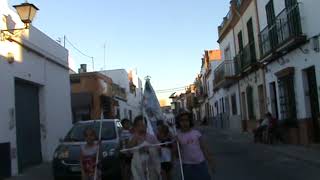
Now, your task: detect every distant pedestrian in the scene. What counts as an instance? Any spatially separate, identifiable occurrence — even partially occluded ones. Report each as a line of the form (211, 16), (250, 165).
(157, 124), (173, 180)
(176, 111), (214, 180)
(120, 118), (133, 180)
(80, 128), (101, 180)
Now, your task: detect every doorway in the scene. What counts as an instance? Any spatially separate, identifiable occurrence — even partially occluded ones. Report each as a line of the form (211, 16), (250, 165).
(269, 82), (279, 119)
(306, 66), (320, 142)
(15, 80), (42, 173)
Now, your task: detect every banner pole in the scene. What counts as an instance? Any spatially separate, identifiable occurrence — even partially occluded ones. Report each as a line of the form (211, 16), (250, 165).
(94, 112), (103, 180)
(173, 121), (185, 180)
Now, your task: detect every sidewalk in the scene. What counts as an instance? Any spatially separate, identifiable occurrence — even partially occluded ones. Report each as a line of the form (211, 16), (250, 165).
(5, 163), (53, 180)
(201, 126), (320, 167)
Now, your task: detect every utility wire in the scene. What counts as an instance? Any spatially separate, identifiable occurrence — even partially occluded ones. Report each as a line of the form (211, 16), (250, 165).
(65, 36), (95, 70)
(65, 37), (93, 59)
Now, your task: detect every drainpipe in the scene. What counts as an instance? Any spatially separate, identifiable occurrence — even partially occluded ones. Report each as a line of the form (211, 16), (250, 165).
(233, 23), (243, 131)
(254, 0), (269, 116)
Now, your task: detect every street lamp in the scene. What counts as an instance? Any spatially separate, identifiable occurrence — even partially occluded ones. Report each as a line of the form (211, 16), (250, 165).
(1, 1), (39, 36)
(14, 2), (39, 25)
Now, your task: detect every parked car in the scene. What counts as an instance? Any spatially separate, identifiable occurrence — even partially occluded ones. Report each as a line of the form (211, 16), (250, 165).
(52, 119), (122, 180)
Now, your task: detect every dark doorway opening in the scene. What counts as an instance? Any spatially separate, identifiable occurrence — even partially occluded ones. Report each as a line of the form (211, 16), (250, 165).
(15, 79), (42, 173)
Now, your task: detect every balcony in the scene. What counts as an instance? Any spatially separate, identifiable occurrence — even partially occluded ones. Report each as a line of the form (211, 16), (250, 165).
(213, 60), (238, 90)
(218, 10), (232, 36)
(259, 3), (306, 60)
(234, 41), (258, 74)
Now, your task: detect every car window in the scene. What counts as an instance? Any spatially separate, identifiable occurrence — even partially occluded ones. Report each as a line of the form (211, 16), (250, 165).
(64, 121), (116, 141)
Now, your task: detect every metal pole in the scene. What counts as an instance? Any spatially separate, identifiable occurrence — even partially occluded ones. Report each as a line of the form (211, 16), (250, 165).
(92, 57), (94, 71)
(94, 112), (103, 180)
(63, 35), (66, 48)
(103, 42), (106, 70)
(173, 122), (185, 180)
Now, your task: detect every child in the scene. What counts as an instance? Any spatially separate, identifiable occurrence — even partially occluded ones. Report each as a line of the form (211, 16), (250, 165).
(80, 127), (101, 180)
(120, 118), (133, 180)
(129, 115), (161, 180)
(157, 124), (173, 180)
(176, 111), (214, 180)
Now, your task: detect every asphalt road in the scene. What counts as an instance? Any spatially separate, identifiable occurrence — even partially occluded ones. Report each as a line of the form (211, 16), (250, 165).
(201, 127), (320, 180)
(6, 127), (320, 180)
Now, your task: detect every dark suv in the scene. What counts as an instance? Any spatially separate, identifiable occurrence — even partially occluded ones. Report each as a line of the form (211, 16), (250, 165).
(52, 119), (122, 180)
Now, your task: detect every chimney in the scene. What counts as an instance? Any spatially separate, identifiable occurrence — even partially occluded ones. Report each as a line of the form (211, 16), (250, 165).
(79, 64), (87, 73)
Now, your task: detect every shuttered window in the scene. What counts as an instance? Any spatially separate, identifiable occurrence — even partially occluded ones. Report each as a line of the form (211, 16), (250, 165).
(278, 75), (297, 123)
(246, 86), (255, 119)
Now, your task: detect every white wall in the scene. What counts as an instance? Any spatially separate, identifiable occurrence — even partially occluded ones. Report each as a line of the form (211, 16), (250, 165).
(257, 0), (320, 121)
(239, 69), (265, 120)
(0, 1), (72, 175)
(234, 1), (261, 59)
(219, 29), (236, 60)
(102, 69), (142, 120)
(257, 0), (320, 39)
(265, 43), (320, 121)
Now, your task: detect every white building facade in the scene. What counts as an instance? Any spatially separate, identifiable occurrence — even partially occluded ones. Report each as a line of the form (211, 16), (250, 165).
(0, 0), (72, 176)
(102, 69), (143, 121)
(257, 0), (320, 144)
(214, 26), (242, 131)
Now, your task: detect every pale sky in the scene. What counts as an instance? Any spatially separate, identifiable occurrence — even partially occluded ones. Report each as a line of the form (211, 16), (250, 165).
(9, 0), (230, 104)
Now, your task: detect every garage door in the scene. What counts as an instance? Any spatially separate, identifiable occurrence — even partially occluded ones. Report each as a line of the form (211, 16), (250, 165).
(15, 80), (42, 173)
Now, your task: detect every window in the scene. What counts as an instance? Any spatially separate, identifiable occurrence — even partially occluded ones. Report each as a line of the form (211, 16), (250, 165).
(238, 31), (244, 51)
(266, 0), (278, 49)
(222, 98), (225, 113)
(70, 77), (80, 84)
(224, 46), (231, 60)
(246, 86), (255, 119)
(258, 85), (266, 118)
(231, 94), (238, 115)
(236, 0), (242, 8)
(65, 121), (116, 141)
(246, 18), (256, 61)
(225, 96), (230, 114)
(278, 74), (297, 123)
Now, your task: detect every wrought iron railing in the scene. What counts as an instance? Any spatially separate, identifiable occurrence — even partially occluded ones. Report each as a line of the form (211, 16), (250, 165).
(234, 41), (257, 74)
(218, 10), (232, 34)
(259, 3), (303, 58)
(214, 60), (236, 85)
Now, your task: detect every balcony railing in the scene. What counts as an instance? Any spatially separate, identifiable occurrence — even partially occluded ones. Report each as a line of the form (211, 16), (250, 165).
(259, 3), (304, 58)
(234, 41), (257, 74)
(218, 10), (232, 35)
(214, 60), (236, 88)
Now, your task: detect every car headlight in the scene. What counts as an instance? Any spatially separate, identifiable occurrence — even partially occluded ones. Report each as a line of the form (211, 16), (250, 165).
(54, 147), (69, 159)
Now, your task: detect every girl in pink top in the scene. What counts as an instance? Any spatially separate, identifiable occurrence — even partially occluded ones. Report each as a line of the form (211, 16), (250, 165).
(176, 111), (214, 180)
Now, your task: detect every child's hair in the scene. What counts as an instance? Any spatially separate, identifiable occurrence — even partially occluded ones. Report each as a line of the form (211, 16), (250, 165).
(121, 118), (130, 126)
(133, 115), (147, 127)
(158, 124), (169, 135)
(83, 127), (97, 139)
(176, 111), (194, 129)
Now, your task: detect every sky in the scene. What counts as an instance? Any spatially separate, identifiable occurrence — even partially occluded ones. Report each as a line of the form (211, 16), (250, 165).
(9, 0), (230, 104)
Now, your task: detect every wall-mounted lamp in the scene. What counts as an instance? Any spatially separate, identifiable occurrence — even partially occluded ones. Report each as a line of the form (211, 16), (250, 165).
(1, 2), (39, 39)
(7, 52), (15, 64)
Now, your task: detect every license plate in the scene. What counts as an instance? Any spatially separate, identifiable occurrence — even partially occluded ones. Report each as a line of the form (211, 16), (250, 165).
(70, 166), (81, 172)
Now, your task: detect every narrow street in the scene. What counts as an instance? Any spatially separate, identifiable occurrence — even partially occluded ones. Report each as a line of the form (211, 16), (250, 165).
(202, 127), (320, 180)
(5, 127), (320, 180)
